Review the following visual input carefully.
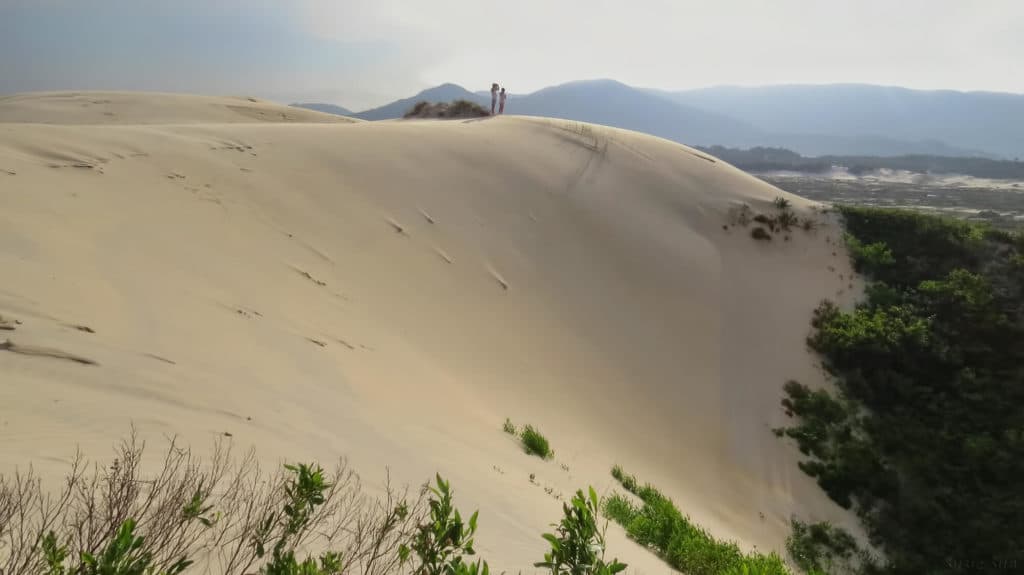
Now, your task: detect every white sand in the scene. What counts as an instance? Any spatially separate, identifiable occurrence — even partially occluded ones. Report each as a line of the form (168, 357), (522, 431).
(0, 92), (863, 573)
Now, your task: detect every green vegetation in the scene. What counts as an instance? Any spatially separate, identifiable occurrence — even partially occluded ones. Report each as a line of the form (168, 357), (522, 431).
(504, 419), (554, 459)
(604, 467), (789, 575)
(699, 146), (1024, 180)
(404, 100), (490, 119)
(5, 433), (649, 575)
(252, 463), (346, 575)
(520, 425), (553, 459)
(535, 487), (626, 575)
(776, 206), (1024, 574)
(786, 519), (870, 575)
(401, 475), (487, 575)
(773, 196), (793, 210)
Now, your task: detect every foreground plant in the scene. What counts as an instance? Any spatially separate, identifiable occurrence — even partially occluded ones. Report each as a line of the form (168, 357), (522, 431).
(536, 487), (625, 575)
(252, 463), (346, 575)
(401, 475), (488, 575)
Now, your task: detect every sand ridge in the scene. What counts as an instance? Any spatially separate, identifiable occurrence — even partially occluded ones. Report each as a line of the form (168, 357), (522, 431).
(0, 92), (862, 572)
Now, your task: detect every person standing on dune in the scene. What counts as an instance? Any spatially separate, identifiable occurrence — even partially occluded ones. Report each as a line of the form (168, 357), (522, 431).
(490, 83), (499, 115)
(499, 87), (507, 114)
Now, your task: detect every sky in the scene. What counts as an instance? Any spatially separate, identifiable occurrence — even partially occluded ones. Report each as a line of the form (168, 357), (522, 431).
(1, 0), (1022, 111)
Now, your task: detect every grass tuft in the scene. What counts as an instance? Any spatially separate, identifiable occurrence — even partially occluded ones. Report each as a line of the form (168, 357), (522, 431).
(519, 425), (553, 459)
(605, 467), (788, 575)
(773, 196), (792, 210)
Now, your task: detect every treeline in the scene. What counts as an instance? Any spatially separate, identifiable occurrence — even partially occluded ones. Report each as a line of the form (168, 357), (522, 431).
(700, 146), (1024, 180)
(776, 207), (1024, 574)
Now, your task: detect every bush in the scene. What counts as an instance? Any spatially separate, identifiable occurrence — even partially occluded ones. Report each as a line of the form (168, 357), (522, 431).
(401, 475), (487, 575)
(403, 100), (489, 119)
(777, 210), (800, 231)
(252, 463), (347, 575)
(535, 487), (625, 575)
(0, 433), (427, 575)
(786, 519), (867, 575)
(776, 207), (1024, 574)
(774, 197), (792, 210)
(605, 468), (788, 575)
(519, 425), (553, 459)
(751, 227), (772, 241)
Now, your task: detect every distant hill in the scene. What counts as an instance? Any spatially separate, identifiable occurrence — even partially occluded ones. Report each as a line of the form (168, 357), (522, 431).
(354, 84), (488, 121)
(353, 80), (1021, 157)
(291, 102), (354, 117)
(508, 79), (762, 148)
(654, 84), (1024, 159)
(355, 80), (763, 147)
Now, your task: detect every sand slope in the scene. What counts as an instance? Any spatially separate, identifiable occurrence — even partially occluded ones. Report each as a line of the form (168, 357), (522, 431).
(0, 93), (862, 572)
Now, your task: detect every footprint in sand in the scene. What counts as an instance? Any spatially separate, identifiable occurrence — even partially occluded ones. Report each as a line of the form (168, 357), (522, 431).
(386, 217), (407, 235)
(143, 353), (177, 365)
(0, 316), (21, 331)
(292, 266), (327, 287)
(2, 169), (15, 176)
(434, 247), (453, 264)
(232, 306), (262, 319)
(418, 209), (435, 224)
(306, 337), (327, 348)
(0, 339), (97, 365)
(332, 337), (356, 350)
(488, 268), (509, 291)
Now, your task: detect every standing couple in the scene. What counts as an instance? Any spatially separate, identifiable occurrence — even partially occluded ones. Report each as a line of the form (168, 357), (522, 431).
(490, 83), (507, 115)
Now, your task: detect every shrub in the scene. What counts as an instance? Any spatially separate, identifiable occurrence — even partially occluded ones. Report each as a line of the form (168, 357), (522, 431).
(406, 101), (430, 118)
(0, 433), (427, 575)
(401, 475), (487, 575)
(535, 487), (625, 575)
(777, 210), (800, 231)
(776, 207), (1024, 574)
(605, 468), (788, 575)
(786, 519), (866, 575)
(252, 463), (347, 575)
(519, 425), (553, 459)
(751, 227), (772, 241)
(403, 100), (489, 119)
(773, 197), (792, 210)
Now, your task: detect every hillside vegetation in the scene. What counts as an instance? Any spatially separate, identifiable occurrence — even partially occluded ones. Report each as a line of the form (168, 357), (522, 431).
(776, 207), (1024, 574)
(701, 146), (1024, 180)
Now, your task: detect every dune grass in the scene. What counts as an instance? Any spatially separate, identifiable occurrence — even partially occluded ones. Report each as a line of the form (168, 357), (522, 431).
(503, 419), (553, 459)
(605, 467), (789, 575)
(519, 425), (553, 459)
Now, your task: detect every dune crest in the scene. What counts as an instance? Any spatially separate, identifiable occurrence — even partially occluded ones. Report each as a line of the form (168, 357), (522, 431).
(0, 92), (861, 571)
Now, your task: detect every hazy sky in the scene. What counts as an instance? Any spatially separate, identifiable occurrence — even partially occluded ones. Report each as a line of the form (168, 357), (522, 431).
(1, 0), (1021, 111)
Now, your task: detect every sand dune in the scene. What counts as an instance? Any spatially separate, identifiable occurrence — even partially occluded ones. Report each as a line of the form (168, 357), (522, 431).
(0, 92), (862, 572)
(0, 91), (359, 125)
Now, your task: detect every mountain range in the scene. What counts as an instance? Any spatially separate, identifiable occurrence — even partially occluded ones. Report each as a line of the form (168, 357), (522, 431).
(293, 80), (1024, 158)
